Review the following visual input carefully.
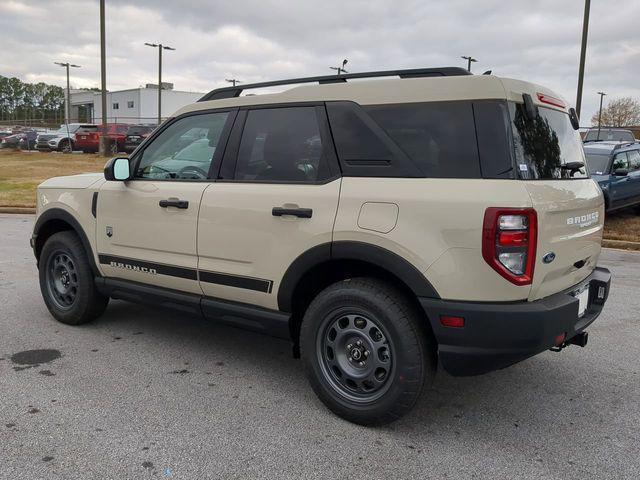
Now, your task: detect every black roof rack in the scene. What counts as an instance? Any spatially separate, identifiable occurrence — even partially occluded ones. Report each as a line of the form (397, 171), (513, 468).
(198, 67), (471, 102)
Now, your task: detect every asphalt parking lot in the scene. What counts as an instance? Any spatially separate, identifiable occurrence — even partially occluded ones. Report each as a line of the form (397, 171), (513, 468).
(1, 214), (638, 479)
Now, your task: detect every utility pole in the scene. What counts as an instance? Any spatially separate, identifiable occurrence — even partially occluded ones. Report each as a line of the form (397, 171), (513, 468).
(575, 0), (591, 119)
(330, 59), (349, 75)
(461, 56), (477, 72)
(99, 0), (108, 156)
(54, 61), (81, 153)
(145, 42), (175, 126)
(596, 91), (606, 141)
(225, 79), (242, 87)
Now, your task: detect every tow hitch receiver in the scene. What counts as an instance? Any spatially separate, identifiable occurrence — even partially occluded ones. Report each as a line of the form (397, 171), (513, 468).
(569, 331), (589, 347)
(550, 332), (589, 352)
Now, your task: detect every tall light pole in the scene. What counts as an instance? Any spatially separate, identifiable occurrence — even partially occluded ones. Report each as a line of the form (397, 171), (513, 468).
(330, 59), (348, 75)
(145, 42), (175, 126)
(461, 56), (477, 72)
(596, 91), (606, 141)
(54, 61), (81, 152)
(99, 0), (108, 156)
(575, 0), (591, 119)
(225, 79), (241, 87)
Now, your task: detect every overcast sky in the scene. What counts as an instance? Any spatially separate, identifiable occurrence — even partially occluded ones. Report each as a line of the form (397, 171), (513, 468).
(0, 0), (638, 123)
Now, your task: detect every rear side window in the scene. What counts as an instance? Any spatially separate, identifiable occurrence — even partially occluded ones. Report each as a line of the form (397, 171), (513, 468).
(472, 101), (514, 178)
(365, 101), (481, 178)
(234, 107), (331, 183)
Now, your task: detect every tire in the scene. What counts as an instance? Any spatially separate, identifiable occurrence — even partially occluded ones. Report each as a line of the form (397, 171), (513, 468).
(300, 278), (435, 426)
(38, 231), (109, 325)
(59, 139), (72, 153)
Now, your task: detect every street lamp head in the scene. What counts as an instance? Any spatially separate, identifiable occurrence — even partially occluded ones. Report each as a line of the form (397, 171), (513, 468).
(342, 59), (348, 67)
(597, 91), (607, 96)
(163, 46), (176, 51)
(144, 42), (158, 47)
(69, 64), (81, 68)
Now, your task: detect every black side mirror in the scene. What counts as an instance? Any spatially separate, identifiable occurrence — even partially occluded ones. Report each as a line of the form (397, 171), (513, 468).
(523, 93), (538, 121)
(568, 108), (580, 130)
(104, 157), (131, 181)
(613, 168), (629, 177)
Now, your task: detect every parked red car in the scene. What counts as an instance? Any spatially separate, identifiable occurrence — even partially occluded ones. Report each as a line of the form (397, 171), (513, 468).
(74, 123), (130, 153)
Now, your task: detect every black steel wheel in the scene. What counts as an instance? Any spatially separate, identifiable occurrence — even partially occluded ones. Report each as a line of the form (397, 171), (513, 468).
(318, 312), (394, 402)
(301, 278), (435, 426)
(38, 231), (109, 325)
(45, 250), (79, 310)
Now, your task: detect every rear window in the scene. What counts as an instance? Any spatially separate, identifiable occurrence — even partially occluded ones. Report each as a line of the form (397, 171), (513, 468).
(126, 126), (152, 136)
(584, 153), (610, 174)
(76, 126), (98, 133)
(510, 103), (587, 179)
(584, 129), (635, 142)
(364, 102), (481, 178)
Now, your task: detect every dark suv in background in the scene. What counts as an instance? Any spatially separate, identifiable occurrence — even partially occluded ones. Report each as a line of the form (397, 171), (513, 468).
(123, 125), (155, 153)
(584, 142), (640, 211)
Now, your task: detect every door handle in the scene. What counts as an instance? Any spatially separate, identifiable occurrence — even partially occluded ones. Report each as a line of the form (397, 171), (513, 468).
(159, 198), (189, 209)
(272, 207), (313, 218)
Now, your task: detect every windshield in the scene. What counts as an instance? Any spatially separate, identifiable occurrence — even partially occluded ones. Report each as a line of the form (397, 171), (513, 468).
(584, 129), (635, 142)
(584, 153), (610, 175)
(510, 103), (588, 179)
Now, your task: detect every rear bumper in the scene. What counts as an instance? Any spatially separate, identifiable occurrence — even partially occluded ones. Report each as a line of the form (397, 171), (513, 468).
(419, 267), (611, 376)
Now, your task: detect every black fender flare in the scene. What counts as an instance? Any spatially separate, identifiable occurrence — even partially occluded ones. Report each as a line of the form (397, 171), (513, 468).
(33, 208), (100, 276)
(277, 241), (440, 312)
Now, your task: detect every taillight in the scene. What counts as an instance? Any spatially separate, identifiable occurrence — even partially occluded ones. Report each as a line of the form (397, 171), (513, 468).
(482, 208), (537, 286)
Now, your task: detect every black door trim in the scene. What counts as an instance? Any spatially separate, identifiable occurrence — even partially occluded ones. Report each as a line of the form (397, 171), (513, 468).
(98, 254), (198, 280)
(97, 254), (273, 293)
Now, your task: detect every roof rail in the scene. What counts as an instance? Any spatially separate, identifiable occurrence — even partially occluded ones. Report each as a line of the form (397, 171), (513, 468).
(198, 67), (472, 102)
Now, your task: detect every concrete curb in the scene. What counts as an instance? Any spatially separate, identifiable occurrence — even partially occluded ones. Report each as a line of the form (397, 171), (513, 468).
(0, 207), (36, 214)
(602, 239), (640, 251)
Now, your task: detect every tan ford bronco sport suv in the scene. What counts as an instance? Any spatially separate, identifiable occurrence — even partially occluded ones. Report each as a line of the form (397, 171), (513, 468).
(31, 67), (611, 425)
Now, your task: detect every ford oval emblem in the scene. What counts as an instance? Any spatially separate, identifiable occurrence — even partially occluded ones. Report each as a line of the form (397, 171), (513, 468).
(542, 252), (556, 264)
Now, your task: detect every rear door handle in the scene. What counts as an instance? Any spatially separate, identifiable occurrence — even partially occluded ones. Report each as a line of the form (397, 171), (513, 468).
(272, 207), (313, 218)
(159, 198), (189, 209)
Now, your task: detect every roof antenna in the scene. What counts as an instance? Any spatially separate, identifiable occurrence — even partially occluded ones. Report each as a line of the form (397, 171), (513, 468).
(483, 70), (492, 75)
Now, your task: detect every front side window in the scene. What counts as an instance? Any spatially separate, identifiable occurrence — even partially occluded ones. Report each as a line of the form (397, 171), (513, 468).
(113, 102), (119, 110)
(510, 103), (588, 179)
(234, 107), (330, 182)
(135, 112), (229, 180)
(612, 152), (629, 171)
(127, 101), (134, 108)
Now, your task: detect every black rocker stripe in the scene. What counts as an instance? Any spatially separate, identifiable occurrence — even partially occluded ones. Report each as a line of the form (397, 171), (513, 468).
(199, 271), (272, 294)
(98, 254), (272, 293)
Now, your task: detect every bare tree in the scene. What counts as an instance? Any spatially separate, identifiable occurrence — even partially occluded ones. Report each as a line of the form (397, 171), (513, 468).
(591, 97), (640, 127)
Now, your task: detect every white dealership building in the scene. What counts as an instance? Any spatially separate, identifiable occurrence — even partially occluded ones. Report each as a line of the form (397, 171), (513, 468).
(68, 83), (204, 125)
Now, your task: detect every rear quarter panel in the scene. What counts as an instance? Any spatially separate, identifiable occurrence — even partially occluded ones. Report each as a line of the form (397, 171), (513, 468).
(334, 177), (534, 301)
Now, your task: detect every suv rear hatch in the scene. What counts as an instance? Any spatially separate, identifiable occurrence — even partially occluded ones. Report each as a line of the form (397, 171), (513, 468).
(503, 89), (605, 301)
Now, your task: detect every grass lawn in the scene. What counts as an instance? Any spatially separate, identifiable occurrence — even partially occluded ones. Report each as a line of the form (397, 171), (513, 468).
(604, 208), (640, 243)
(0, 150), (106, 208)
